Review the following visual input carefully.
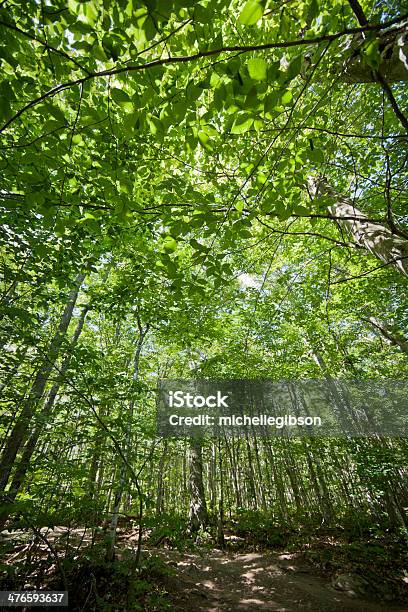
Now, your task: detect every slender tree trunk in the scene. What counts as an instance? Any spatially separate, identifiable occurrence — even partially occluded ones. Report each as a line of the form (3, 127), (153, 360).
(209, 442), (217, 515)
(244, 434), (258, 509)
(155, 440), (168, 516)
(0, 305), (89, 530)
(188, 438), (208, 533)
(302, 440), (331, 521)
(88, 404), (107, 504)
(105, 322), (148, 562)
(182, 443), (188, 512)
(216, 439), (225, 548)
(252, 432), (267, 512)
(264, 439), (288, 521)
(224, 435), (242, 508)
(282, 448), (303, 514)
(0, 272), (85, 493)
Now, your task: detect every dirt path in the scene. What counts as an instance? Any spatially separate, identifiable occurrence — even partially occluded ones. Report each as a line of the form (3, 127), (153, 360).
(2, 529), (406, 610)
(152, 548), (408, 612)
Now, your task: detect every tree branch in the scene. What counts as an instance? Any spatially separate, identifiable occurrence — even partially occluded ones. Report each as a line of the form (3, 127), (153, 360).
(331, 255), (408, 284)
(256, 217), (363, 249)
(0, 18), (90, 74)
(1, 14), (406, 134)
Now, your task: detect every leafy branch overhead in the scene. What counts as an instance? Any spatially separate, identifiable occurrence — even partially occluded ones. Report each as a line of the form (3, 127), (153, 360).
(0, 2), (407, 604)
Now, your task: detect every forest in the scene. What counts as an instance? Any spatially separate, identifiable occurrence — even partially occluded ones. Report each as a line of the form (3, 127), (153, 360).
(0, 0), (407, 610)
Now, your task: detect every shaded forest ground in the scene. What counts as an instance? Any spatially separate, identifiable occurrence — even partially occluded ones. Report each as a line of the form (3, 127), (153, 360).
(1, 522), (407, 610)
(153, 547), (407, 611)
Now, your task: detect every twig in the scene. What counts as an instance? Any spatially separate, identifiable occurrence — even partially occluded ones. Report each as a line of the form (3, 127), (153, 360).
(1, 14), (406, 133)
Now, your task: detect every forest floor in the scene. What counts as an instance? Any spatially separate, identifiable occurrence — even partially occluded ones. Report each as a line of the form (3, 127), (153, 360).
(152, 546), (408, 612)
(1, 527), (407, 610)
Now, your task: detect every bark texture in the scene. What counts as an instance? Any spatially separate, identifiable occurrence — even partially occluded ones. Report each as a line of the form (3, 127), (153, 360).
(363, 316), (408, 354)
(188, 438), (208, 532)
(341, 27), (408, 83)
(312, 178), (408, 277)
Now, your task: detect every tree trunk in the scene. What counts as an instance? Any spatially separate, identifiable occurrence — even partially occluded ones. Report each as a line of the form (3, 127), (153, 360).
(244, 434), (258, 509)
(312, 178), (408, 277)
(340, 28), (408, 83)
(0, 272), (85, 493)
(188, 438), (208, 532)
(155, 440), (168, 516)
(216, 439), (225, 548)
(87, 403), (107, 506)
(105, 322), (148, 562)
(264, 439), (288, 521)
(223, 435), (242, 508)
(252, 432), (267, 512)
(363, 316), (408, 354)
(0, 304), (89, 530)
(209, 442), (217, 515)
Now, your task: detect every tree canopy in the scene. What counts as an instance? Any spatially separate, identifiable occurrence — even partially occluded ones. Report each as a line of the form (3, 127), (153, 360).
(0, 0), (407, 609)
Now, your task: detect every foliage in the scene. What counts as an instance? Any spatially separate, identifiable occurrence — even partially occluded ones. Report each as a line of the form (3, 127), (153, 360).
(0, 0), (407, 606)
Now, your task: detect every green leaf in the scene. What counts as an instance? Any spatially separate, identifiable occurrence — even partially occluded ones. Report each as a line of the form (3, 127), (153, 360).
(111, 89), (129, 106)
(198, 130), (213, 151)
(25, 192), (46, 207)
(238, 228), (252, 238)
(231, 114), (253, 134)
(0, 96), (11, 122)
(306, 0), (319, 24)
(308, 148), (324, 163)
(190, 239), (208, 252)
(84, 1), (98, 26)
(172, 100), (188, 121)
(186, 82), (203, 101)
(71, 134), (83, 145)
(238, 0), (264, 25)
(286, 56), (302, 81)
(361, 39), (381, 71)
(46, 104), (66, 123)
(194, 4), (209, 23)
(264, 91), (281, 112)
(247, 58), (267, 81)
(102, 34), (120, 61)
(147, 115), (164, 136)
(279, 8), (290, 38)
(143, 16), (156, 41)
(281, 91), (293, 105)
(256, 172), (267, 184)
(162, 236), (177, 252)
(67, 0), (78, 15)
(111, 88), (132, 109)
(210, 72), (222, 88)
(165, 258), (177, 277)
